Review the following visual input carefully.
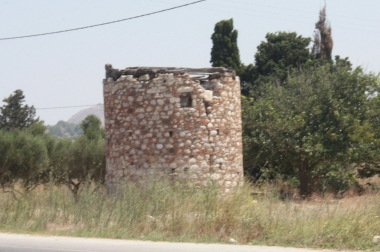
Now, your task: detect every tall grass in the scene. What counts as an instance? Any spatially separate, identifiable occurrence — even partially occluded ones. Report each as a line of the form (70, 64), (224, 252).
(0, 180), (380, 250)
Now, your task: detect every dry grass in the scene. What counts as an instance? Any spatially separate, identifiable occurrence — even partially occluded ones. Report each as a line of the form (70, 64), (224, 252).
(1, 180), (380, 250)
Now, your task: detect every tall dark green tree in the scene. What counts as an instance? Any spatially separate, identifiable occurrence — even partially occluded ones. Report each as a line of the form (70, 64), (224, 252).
(210, 19), (242, 74)
(0, 89), (41, 131)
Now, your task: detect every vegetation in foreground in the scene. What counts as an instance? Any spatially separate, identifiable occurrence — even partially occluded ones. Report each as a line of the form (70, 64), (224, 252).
(0, 181), (380, 250)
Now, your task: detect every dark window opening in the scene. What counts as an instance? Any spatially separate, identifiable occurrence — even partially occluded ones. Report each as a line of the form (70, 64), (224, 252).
(171, 168), (176, 173)
(216, 129), (219, 135)
(204, 101), (211, 115)
(169, 148), (174, 154)
(219, 163), (222, 169)
(169, 131), (173, 137)
(184, 167), (189, 172)
(128, 132), (132, 137)
(180, 92), (192, 108)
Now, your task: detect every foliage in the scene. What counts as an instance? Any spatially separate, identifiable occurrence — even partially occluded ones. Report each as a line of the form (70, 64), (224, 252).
(0, 89), (41, 131)
(0, 129), (49, 194)
(46, 120), (83, 139)
(242, 64), (380, 196)
(312, 5), (333, 60)
(79, 114), (104, 141)
(210, 19), (242, 74)
(242, 32), (313, 96)
(0, 114), (105, 197)
(48, 115), (106, 197)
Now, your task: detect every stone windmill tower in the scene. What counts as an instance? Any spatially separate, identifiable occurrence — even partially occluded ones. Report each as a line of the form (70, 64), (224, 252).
(103, 65), (243, 192)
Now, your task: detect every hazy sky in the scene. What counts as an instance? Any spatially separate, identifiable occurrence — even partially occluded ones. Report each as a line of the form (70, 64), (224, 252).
(1, 0), (379, 125)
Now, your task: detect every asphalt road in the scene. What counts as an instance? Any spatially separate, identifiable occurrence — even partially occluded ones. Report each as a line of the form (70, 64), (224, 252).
(0, 233), (345, 252)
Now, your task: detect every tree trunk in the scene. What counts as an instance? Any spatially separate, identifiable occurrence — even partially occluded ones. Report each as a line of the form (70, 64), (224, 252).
(298, 163), (311, 198)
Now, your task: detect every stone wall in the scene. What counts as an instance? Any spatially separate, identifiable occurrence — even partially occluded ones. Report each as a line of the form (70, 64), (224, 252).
(103, 67), (243, 192)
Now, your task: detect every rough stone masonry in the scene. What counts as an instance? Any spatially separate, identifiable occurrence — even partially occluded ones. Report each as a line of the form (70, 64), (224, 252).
(103, 66), (243, 193)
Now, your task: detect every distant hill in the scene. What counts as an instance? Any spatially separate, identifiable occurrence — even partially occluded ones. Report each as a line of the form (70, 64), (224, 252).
(67, 104), (104, 125)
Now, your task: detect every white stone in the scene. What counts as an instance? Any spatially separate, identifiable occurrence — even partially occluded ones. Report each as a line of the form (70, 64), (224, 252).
(373, 236), (380, 244)
(177, 87), (193, 93)
(170, 163), (177, 168)
(139, 74), (150, 81)
(229, 238), (237, 244)
(170, 97), (180, 103)
(147, 88), (158, 94)
(211, 173), (221, 180)
(189, 158), (196, 164)
(210, 130), (218, 136)
(190, 164), (199, 171)
(201, 161), (209, 169)
(128, 96), (134, 102)
(203, 90), (213, 102)
(150, 100), (157, 105)
(156, 144), (163, 149)
(179, 132), (186, 137)
(157, 99), (165, 105)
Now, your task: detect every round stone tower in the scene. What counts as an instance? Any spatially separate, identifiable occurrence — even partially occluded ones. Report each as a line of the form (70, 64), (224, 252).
(103, 66), (243, 192)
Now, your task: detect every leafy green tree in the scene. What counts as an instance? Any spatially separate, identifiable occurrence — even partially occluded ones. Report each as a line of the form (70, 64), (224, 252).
(243, 65), (379, 196)
(80, 115), (104, 141)
(210, 19), (242, 74)
(242, 32), (313, 96)
(0, 130), (49, 194)
(66, 137), (105, 196)
(0, 90), (41, 131)
(49, 115), (105, 198)
(255, 32), (312, 83)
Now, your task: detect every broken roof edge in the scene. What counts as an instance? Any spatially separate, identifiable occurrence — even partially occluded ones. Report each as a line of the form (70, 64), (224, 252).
(120, 66), (235, 75)
(105, 65), (237, 81)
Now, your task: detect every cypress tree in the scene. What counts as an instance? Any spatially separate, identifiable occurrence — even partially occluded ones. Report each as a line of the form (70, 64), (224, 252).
(210, 19), (242, 73)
